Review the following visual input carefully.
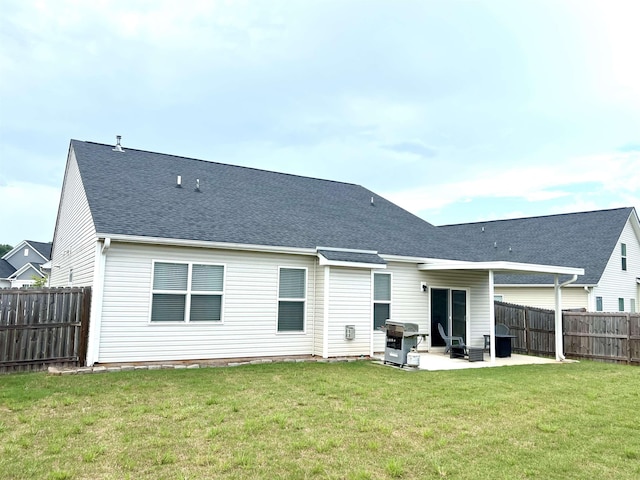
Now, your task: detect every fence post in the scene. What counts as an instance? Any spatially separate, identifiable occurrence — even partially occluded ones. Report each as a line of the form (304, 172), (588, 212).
(628, 313), (631, 366)
(524, 306), (529, 355)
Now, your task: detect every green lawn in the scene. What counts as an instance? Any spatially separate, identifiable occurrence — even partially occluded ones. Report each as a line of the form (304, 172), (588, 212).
(1, 360), (638, 480)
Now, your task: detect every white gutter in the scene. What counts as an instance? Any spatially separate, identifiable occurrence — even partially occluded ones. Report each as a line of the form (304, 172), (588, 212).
(97, 233), (316, 256)
(554, 274), (578, 361)
(419, 260), (584, 276)
(317, 256), (387, 269)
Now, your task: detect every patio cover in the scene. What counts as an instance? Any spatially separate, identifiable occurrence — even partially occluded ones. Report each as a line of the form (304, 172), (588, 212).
(417, 260), (585, 363)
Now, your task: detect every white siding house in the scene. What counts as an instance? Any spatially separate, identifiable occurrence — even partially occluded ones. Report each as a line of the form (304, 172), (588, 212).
(591, 218), (640, 312)
(50, 139), (584, 365)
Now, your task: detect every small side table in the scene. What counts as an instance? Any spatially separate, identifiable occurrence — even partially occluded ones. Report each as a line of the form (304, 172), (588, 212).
(467, 347), (484, 362)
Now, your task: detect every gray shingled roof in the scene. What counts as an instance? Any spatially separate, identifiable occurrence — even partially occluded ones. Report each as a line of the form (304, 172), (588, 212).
(440, 207), (635, 285)
(71, 140), (480, 261)
(0, 259), (16, 279)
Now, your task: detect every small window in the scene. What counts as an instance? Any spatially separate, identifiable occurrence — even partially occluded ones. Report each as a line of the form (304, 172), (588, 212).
(278, 268), (306, 332)
(494, 294), (504, 302)
(596, 296), (603, 312)
(373, 272), (391, 330)
(618, 298), (624, 312)
(621, 243), (627, 271)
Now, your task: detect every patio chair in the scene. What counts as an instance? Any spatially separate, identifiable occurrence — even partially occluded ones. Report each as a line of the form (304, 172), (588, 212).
(495, 323), (510, 335)
(484, 324), (511, 350)
(437, 323), (466, 354)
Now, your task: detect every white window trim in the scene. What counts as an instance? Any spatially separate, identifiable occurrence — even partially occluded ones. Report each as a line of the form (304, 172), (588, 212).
(276, 266), (307, 334)
(149, 260), (226, 324)
(372, 271), (392, 332)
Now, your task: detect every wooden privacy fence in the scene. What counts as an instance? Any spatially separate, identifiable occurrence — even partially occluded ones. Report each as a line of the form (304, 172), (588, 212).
(564, 312), (640, 365)
(495, 301), (640, 365)
(0, 287), (91, 373)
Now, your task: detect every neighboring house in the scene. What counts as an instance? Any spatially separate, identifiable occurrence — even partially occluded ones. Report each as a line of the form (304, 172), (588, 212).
(0, 240), (52, 288)
(440, 208), (640, 313)
(50, 138), (583, 365)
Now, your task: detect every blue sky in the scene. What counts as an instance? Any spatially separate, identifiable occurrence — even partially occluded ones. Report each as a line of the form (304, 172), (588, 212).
(1, 0), (638, 247)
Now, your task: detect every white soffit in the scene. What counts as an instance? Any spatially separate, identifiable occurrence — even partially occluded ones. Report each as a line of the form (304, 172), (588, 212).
(418, 260), (584, 276)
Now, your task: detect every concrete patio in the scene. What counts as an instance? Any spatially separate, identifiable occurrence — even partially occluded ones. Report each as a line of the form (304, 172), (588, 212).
(374, 350), (568, 371)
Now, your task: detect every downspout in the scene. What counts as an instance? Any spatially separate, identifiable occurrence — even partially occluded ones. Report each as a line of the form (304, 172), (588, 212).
(554, 274), (578, 361)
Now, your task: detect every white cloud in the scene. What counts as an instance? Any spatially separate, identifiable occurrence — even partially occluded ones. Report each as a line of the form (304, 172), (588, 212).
(385, 151), (640, 214)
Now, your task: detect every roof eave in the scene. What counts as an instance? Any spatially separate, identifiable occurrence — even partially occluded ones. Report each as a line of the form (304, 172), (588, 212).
(418, 260), (585, 276)
(97, 233), (317, 256)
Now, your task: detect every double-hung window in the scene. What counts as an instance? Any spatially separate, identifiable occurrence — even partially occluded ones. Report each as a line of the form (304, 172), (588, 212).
(596, 296), (603, 312)
(151, 262), (224, 322)
(278, 267), (306, 332)
(373, 272), (391, 330)
(621, 243), (627, 271)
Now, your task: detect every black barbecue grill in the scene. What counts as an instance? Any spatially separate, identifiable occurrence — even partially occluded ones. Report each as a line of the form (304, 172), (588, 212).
(383, 320), (429, 366)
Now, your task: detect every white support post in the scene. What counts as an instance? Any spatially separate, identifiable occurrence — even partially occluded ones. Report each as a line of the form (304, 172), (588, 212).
(489, 269), (496, 364)
(554, 274), (564, 361)
(322, 265), (330, 358)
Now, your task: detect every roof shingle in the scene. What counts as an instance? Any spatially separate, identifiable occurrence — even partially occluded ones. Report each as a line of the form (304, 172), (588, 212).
(440, 207), (635, 285)
(71, 140), (478, 261)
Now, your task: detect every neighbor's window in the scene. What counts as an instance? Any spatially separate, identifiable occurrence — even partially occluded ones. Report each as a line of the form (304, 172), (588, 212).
(151, 262), (224, 322)
(596, 296), (603, 312)
(373, 272), (391, 330)
(618, 298), (625, 312)
(278, 267), (306, 332)
(494, 294), (504, 302)
(621, 243), (627, 271)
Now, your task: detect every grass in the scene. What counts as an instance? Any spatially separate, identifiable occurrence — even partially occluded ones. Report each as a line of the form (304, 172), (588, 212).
(0, 360), (639, 479)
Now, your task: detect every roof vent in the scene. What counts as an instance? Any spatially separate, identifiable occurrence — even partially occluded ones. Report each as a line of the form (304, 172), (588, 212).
(195, 179), (201, 192)
(176, 175), (182, 188)
(370, 196), (375, 206)
(481, 226), (485, 232)
(494, 241), (497, 248)
(112, 135), (124, 152)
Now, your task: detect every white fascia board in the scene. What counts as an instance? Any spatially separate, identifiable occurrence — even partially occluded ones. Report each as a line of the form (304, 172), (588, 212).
(1, 240), (30, 260)
(379, 254), (442, 264)
(418, 260), (584, 276)
(495, 283), (596, 288)
(9, 263), (43, 279)
(315, 246), (379, 255)
(23, 241), (49, 262)
(317, 255), (387, 269)
(96, 233), (317, 256)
